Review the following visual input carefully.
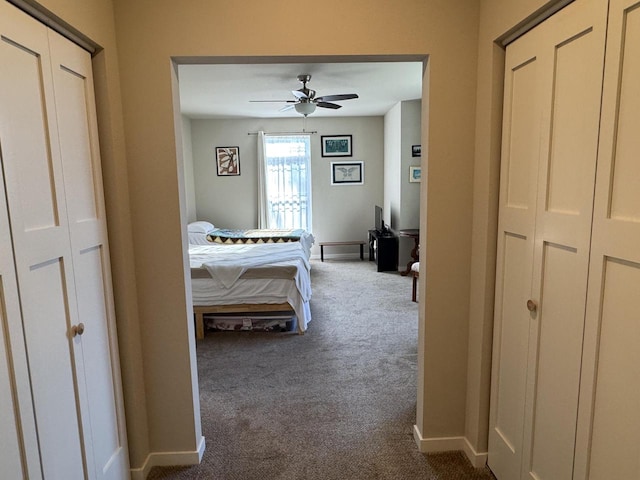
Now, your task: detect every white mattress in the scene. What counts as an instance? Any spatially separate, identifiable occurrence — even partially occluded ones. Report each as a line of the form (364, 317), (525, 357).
(188, 242), (312, 332)
(191, 276), (311, 332)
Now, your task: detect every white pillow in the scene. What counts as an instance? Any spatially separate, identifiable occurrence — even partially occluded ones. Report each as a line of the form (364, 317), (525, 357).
(188, 232), (212, 245)
(187, 221), (214, 234)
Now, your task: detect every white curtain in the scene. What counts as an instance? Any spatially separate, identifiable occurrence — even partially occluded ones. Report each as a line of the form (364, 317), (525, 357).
(257, 131), (270, 228)
(258, 134), (311, 230)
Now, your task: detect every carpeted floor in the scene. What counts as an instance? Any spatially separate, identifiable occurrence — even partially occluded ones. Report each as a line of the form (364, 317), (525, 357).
(148, 259), (496, 480)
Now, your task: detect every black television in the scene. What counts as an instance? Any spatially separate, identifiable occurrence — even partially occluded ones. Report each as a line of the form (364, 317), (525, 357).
(374, 205), (385, 233)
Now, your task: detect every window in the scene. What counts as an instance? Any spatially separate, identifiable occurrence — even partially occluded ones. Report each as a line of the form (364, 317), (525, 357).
(262, 135), (312, 230)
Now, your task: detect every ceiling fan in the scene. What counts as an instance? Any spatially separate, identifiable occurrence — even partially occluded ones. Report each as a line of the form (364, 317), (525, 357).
(251, 74), (359, 116)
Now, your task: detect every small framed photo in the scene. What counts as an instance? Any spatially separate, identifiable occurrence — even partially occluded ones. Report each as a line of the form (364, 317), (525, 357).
(331, 161), (363, 185)
(412, 145), (421, 157)
(321, 135), (352, 157)
(409, 166), (422, 183)
(215, 146), (240, 176)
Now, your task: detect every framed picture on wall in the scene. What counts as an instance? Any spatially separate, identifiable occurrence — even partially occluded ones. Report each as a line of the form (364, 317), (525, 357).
(409, 165), (422, 183)
(215, 146), (240, 176)
(331, 161), (364, 185)
(321, 135), (352, 157)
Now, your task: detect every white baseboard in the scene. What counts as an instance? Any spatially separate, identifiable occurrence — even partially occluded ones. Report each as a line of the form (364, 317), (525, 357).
(413, 425), (487, 469)
(461, 436), (488, 468)
(130, 435), (206, 480)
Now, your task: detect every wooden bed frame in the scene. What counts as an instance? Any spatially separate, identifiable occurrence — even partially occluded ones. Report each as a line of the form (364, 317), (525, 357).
(193, 303), (295, 339)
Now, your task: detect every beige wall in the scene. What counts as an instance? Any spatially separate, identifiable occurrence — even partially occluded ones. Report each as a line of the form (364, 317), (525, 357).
(383, 100), (421, 268)
(181, 116), (197, 223)
(384, 102), (402, 231)
(399, 100), (422, 267)
(111, 0), (481, 465)
(22, 0), (575, 473)
(189, 116), (384, 256)
(466, 0), (572, 458)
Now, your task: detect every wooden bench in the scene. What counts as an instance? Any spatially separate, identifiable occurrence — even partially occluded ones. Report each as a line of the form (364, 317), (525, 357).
(319, 240), (365, 261)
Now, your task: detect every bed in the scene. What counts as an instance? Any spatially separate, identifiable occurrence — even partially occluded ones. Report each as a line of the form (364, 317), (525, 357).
(187, 222), (313, 338)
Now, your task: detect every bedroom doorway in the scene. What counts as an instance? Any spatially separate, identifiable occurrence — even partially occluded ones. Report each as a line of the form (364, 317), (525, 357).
(173, 54), (426, 468)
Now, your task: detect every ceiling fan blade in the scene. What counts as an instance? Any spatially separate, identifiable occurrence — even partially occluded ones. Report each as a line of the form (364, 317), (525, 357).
(279, 104), (296, 112)
(315, 93), (359, 102)
(292, 90), (308, 99)
(316, 102), (342, 109)
(249, 100), (296, 103)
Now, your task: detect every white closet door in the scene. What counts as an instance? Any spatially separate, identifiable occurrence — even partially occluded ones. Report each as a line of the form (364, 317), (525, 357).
(0, 196), (31, 478)
(575, 0), (640, 478)
(0, 305), (23, 479)
(48, 30), (129, 480)
(0, 3), (85, 479)
(521, 1), (607, 478)
(488, 23), (541, 480)
(489, 0), (607, 478)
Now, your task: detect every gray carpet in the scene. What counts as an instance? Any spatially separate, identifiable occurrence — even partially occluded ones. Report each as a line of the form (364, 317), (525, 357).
(148, 259), (496, 479)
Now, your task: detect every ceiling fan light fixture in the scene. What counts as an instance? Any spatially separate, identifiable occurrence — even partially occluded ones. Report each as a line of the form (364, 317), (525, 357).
(295, 102), (316, 116)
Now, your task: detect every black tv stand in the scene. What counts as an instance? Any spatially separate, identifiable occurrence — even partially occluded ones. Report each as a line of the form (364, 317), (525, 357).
(368, 229), (398, 272)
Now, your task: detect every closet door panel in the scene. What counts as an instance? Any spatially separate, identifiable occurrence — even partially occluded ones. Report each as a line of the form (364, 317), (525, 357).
(49, 30), (128, 480)
(0, 271), (25, 479)
(0, 330), (22, 479)
(21, 259), (85, 479)
(587, 259), (640, 479)
(0, 3), (85, 478)
(51, 43), (99, 225)
(73, 248), (121, 472)
(522, 4), (607, 478)
(503, 57), (539, 212)
(544, 29), (604, 219)
(528, 243), (585, 480)
(608, 4), (640, 222)
(488, 33), (541, 479)
(532, 0), (606, 262)
(0, 213), (44, 480)
(0, 136), (38, 479)
(0, 21), (61, 236)
(575, 1), (640, 478)
(492, 232), (532, 459)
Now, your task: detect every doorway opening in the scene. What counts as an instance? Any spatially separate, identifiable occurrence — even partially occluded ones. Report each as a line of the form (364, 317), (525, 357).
(173, 54), (427, 465)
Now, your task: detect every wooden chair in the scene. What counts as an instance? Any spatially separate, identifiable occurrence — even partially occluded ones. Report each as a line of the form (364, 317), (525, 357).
(411, 262), (419, 302)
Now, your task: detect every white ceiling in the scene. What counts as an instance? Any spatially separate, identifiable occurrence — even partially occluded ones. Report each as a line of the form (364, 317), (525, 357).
(178, 61), (423, 119)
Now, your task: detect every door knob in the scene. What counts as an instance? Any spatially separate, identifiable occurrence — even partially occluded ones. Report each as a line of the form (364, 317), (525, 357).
(526, 300), (537, 312)
(71, 323), (85, 337)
